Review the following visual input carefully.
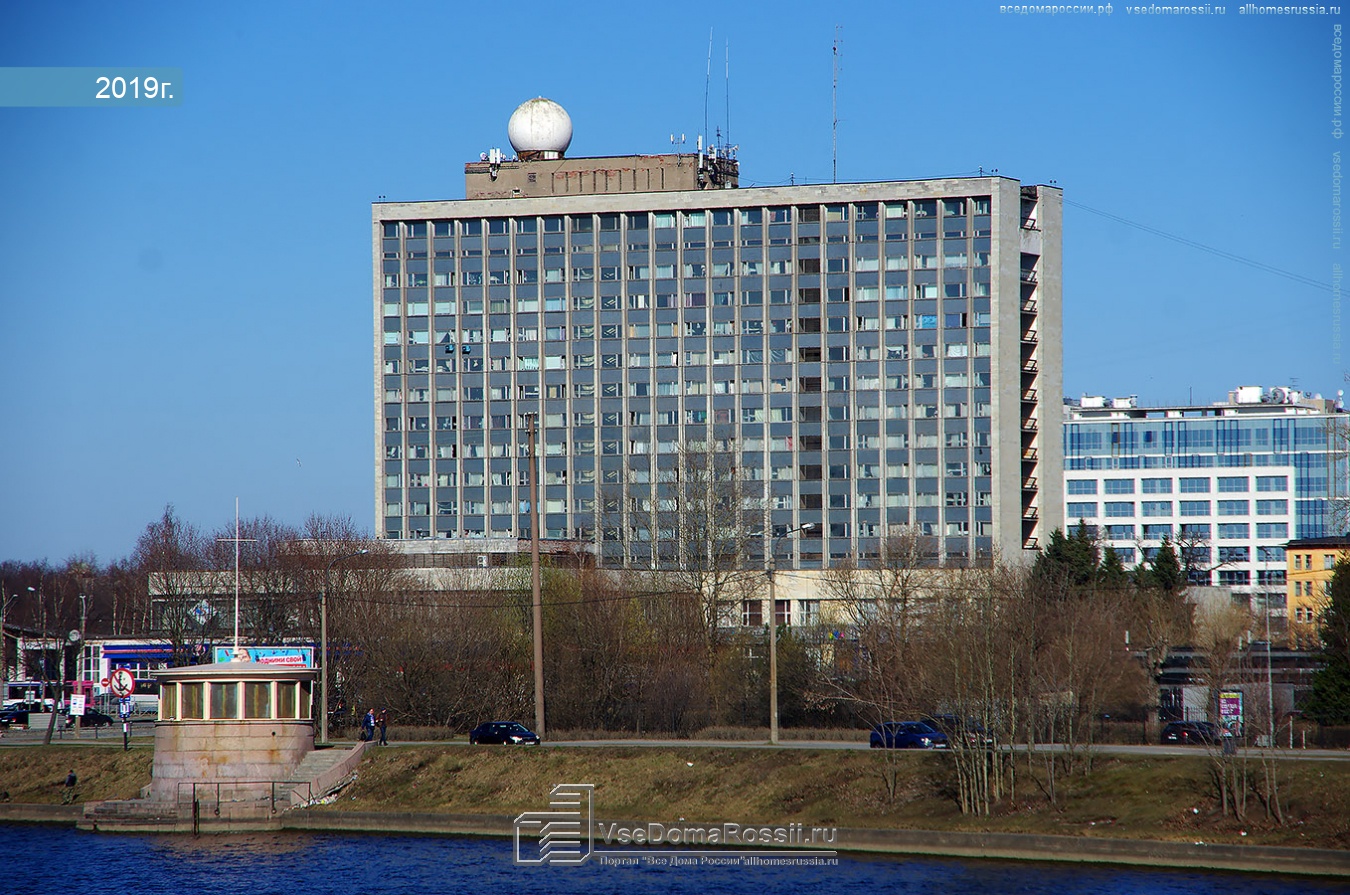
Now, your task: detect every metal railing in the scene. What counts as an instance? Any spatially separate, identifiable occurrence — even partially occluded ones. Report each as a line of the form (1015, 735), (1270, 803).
(175, 778), (315, 818)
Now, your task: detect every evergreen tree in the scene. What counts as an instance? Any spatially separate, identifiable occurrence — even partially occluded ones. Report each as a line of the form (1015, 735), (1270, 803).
(1305, 557), (1350, 725)
(1099, 545), (1129, 589)
(1135, 536), (1184, 594)
(1032, 522), (1101, 593)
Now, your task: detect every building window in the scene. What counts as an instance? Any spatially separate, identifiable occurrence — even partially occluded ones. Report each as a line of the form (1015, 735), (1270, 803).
(1103, 502), (1134, 518)
(1179, 501), (1210, 517)
(1217, 523), (1249, 539)
(209, 682), (238, 721)
(1141, 478), (1172, 494)
(1067, 480), (1098, 495)
(1179, 477), (1210, 493)
(1256, 522), (1289, 539)
(1066, 502), (1098, 518)
(1141, 501), (1172, 517)
(1256, 475), (1288, 492)
(1217, 476), (1249, 493)
(1217, 500), (1249, 516)
(1104, 479), (1134, 495)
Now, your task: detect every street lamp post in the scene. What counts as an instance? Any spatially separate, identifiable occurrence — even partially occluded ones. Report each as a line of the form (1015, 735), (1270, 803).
(527, 414), (545, 739)
(321, 549), (368, 746)
(768, 523), (815, 745)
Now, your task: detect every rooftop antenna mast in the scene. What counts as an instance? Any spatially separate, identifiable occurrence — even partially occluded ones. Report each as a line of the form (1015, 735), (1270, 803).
(832, 25), (842, 184)
(704, 27), (713, 146)
(725, 39), (730, 151)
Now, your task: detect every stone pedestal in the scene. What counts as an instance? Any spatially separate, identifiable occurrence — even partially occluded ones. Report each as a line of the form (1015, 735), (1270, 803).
(148, 660), (316, 803)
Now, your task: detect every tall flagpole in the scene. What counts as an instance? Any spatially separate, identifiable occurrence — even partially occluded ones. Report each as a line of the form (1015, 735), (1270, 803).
(215, 498), (255, 659)
(234, 497), (241, 651)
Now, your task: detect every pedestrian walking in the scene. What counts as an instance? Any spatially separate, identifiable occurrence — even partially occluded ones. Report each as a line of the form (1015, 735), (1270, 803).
(61, 769), (77, 804)
(377, 708), (388, 746)
(362, 708), (375, 742)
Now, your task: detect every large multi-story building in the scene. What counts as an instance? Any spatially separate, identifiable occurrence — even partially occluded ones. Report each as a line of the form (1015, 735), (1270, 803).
(373, 99), (1062, 579)
(1063, 385), (1349, 627)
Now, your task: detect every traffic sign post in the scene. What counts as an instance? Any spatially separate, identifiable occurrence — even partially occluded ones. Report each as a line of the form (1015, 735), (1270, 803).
(109, 669), (136, 750)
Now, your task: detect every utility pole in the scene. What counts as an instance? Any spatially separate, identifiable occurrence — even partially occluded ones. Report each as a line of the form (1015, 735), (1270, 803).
(0, 589), (12, 706)
(528, 415), (545, 738)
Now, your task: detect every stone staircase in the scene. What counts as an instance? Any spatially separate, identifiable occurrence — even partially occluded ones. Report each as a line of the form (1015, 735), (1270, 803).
(283, 741), (370, 806)
(81, 798), (182, 832)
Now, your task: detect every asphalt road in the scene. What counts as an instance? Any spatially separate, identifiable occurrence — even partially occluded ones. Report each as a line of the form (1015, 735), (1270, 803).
(5, 723), (1346, 762)
(0, 718), (154, 746)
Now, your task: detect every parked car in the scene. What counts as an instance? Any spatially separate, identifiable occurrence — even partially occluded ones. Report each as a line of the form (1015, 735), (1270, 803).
(1161, 721), (1222, 745)
(869, 721), (949, 749)
(468, 721), (540, 745)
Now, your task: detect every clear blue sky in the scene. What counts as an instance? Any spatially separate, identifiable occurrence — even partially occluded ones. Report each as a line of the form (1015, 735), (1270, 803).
(0, 1), (1340, 563)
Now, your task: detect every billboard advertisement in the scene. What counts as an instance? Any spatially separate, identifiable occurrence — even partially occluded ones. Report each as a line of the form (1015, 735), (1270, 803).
(212, 646), (314, 668)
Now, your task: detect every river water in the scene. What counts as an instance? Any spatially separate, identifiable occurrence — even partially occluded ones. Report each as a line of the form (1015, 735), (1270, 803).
(5, 823), (1341, 894)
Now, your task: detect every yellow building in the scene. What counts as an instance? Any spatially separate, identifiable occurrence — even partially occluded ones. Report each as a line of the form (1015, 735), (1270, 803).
(1286, 537), (1349, 648)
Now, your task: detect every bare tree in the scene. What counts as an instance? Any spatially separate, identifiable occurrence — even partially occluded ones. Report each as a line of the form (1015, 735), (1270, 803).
(928, 564), (1019, 816)
(133, 506), (215, 666)
(821, 526), (941, 802)
(600, 436), (767, 720)
(1192, 600), (1256, 820)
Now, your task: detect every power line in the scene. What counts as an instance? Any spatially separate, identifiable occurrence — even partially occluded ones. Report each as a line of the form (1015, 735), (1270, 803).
(1064, 198), (1332, 294)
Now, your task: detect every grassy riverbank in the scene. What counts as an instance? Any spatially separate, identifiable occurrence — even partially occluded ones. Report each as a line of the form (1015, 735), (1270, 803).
(2, 743), (1347, 851)
(0, 746), (152, 804)
(326, 745), (1350, 850)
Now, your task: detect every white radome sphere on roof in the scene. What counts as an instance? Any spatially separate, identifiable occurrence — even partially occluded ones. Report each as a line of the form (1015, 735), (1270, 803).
(507, 97), (573, 156)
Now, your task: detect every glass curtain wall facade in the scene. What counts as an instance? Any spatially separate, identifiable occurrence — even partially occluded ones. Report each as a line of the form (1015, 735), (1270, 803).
(1063, 395), (1350, 618)
(375, 176), (1062, 570)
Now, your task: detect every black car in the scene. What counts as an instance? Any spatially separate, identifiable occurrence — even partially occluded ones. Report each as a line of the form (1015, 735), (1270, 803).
(1161, 721), (1222, 745)
(469, 721), (540, 745)
(0, 709), (30, 730)
(67, 709), (115, 729)
(869, 721), (949, 749)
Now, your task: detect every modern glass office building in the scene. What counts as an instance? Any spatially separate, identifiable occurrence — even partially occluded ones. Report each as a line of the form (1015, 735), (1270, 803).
(374, 100), (1062, 574)
(1063, 386), (1349, 615)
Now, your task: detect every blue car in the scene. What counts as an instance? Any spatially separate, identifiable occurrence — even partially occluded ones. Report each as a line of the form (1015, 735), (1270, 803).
(869, 721), (949, 749)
